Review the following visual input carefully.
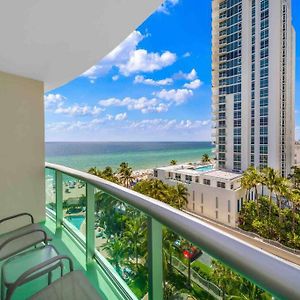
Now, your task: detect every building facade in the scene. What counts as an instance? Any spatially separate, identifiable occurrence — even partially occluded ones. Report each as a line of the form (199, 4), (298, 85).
(154, 164), (244, 227)
(212, 0), (295, 176)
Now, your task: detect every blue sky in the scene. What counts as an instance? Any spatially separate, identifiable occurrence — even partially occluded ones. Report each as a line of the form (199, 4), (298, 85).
(45, 0), (300, 142)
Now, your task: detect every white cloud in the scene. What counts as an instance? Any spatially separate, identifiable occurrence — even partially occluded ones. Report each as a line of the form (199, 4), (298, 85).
(44, 94), (65, 108)
(128, 118), (210, 130)
(119, 49), (176, 76)
(173, 69), (198, 81)
(183, 79), (202, 90)
(134, 75), (173, 86)
(54, 104), (104, 116)
(154, 88), (193, 105)
(157, 0), (179, 14)
(115, 112), (128, 121)
(112, 75), (119, 81)
(183, 52), (191, 58)
(81, 30), (176, 80)
(99, 97), (169, 114)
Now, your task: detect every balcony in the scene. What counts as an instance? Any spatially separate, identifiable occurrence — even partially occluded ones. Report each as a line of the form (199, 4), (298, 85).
(35, 163), (300, 299)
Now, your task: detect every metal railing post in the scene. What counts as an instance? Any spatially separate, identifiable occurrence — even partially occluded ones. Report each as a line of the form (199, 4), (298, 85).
(55, 170), (63, 228)
(86, 183), (95, 264)
(148, 217), (163, 300)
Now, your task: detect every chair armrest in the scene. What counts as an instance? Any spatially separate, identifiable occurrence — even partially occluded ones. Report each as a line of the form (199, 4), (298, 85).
(0, 213), (34, 224)
(7, 255), (74, 300)
(0, 229), (48, 251)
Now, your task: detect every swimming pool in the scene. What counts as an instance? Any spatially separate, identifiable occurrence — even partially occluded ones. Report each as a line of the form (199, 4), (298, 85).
(65, 215), (85, 229)
(195, 165), (214, 172)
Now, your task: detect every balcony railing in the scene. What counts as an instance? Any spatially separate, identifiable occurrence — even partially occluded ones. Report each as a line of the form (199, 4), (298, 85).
(45, 162), (300, 300)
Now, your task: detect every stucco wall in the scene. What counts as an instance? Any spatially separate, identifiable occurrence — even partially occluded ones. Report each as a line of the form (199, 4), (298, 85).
(0, 71), (44, 233)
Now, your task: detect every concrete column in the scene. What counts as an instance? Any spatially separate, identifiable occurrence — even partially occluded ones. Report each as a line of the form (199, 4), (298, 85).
(0, 71), (44, 233)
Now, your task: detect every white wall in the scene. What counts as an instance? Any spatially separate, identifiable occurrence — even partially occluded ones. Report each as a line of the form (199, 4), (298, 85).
(0, 71), (44, 233)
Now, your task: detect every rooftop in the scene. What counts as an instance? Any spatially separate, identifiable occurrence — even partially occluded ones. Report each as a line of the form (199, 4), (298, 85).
(156, 164), (242, 181)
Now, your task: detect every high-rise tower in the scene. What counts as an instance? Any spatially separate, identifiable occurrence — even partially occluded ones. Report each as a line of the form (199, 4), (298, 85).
(212, 0), (295, 176)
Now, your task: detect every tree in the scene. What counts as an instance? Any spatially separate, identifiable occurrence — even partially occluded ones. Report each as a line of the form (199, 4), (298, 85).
(288, 166), (300, 189)
(168, 184), (189, 209)
(202, 153), (211, 163)
(88, 166), (100, 176)
(274, 177), (290, 226)
(287, 189), (300, 235)
(118, 162), (134, 188)
(134, 179), (168, 202)
(261, 167), (280, 221)
(122, 217), (147, 271)
(101, 236), (128, 276)
(170, 160), (177, 166)
(241, 169), (252, 201)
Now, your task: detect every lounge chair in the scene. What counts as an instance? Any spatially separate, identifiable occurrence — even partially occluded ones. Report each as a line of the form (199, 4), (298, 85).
(0, 213), (50, 261)
(1, 245), (63, 300)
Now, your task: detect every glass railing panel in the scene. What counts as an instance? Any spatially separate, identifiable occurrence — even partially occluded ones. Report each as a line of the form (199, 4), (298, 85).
(62, 174), (87, 238)
(94, 188), (149, 299)
(162, 227), (272, 300)
(45, 168), (56, 214)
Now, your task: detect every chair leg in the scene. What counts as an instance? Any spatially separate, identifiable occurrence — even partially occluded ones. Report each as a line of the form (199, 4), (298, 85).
(48, 271), (52, 286)
(1, 270), (5, 300)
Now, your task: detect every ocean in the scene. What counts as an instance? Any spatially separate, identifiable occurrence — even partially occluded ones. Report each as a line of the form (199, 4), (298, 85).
(45, 142), (213, 171)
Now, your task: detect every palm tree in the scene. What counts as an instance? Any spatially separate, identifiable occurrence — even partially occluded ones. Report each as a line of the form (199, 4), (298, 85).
(201, 153), (211, 163)
(88, 166), (100, 176)
(101, 236), (127, 276)
(288, 189), (300, 234)
(261, 167), (280, 221)
(118, 162), (134, 188)
(288, 166), (300, 189)
(168, 184), (189, 209)
(274, 177), (291, 235)
(122, 217), (147, 271)
(242, 167), (262, 214)
(170, 159), (177, 165)
(241, 169), (252, 201)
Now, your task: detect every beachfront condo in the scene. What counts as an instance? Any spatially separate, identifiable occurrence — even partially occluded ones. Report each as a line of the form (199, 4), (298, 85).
(0, 1), (299, 300)
(212, 0), (295, 176)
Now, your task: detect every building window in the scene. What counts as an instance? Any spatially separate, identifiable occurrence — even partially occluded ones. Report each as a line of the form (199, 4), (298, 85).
(228, 215), (231, 223)
(201, 206), (203, 214)
(201, 193), (204, 204)
(217, 181), (226, 188)
(168, 172), (171, 178)
(175, 173), (181, 181)
(185, 175), (192, 182)
(203, 179), (211, 185)
(193, 191), (195, 201)
(195, 176), (199, 183)
(237, 199), (240, 212)
(154, 170), (158, 177)
(193, 203), (195, 211)
(216, 197), (219, 209)
(228, 200), (231, 212)
(216, 211), (218, 219)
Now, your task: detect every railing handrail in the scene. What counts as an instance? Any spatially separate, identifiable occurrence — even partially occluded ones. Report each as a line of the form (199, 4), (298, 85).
(45, 162), (300, 299)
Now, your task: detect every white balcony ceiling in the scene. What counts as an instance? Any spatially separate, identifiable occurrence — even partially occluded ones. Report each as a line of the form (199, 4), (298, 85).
(0, 0), (162, 91)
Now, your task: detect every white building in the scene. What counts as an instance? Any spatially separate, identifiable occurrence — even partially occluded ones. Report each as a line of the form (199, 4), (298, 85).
(154, 164), (244, 227)
(212, 0), (295, 177)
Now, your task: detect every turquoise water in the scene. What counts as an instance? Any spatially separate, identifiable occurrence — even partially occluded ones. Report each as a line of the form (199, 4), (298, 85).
(46, 142), (213, 171)
(195, 165), (214, 172)
(66, 216), (85, 229)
